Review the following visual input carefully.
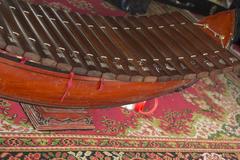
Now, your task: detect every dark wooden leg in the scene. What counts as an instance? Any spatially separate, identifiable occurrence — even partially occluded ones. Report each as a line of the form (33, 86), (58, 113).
(21, 103), (95, 131)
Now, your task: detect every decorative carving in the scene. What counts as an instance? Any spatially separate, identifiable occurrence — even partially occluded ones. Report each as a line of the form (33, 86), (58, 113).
(21, 103), (95, 131)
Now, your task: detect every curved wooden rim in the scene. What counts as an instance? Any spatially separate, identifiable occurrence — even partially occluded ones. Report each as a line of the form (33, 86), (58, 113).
(0, 52), (105, 82)
(0, 54), (191, 108)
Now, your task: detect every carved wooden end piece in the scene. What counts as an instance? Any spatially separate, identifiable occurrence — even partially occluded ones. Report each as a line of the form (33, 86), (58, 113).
(21, 103), (95, 131)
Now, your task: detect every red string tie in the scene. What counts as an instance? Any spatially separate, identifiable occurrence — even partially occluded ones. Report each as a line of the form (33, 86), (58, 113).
(20, 57), (29, 64)
(135, 99), (158, 116)
(61, 72), (74, 102)
(97, 77), (104, 91)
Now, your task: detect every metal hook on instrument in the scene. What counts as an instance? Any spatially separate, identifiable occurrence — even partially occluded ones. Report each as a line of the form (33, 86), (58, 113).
(138, 60), (144, 66)
(153, 63), (161, 73)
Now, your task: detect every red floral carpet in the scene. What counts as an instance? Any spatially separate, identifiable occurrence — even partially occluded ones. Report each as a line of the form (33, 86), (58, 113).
(0, 0), (240, 159)
(1, 73), (240, 139)
(1, 73), (240, 159)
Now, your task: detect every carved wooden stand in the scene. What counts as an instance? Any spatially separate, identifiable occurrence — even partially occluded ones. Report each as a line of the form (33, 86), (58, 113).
(21, 103), (95, 131)
(20, 79), (198, 131)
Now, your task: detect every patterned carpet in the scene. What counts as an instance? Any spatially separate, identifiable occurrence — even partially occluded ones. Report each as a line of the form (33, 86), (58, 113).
(1, 73), (240, 139)
(0, 0), (239, 159)
(0, 73), (240, 159)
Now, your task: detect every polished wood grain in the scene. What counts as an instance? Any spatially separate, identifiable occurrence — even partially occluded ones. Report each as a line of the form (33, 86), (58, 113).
(1, 0), (237, 82)
(0, 56), (189, 108)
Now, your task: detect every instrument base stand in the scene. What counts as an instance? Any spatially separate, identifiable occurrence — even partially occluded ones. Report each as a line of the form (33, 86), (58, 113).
(21, 104), (95, 131)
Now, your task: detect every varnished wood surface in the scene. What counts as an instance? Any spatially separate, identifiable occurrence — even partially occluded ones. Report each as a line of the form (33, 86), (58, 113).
(199, 10), (235, 48)
(0, 56), (189, 108)
(0, 1), (239, 108)
(0, 0), (238, 83)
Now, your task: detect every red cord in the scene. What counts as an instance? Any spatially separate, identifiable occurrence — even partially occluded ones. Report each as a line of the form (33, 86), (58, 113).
(97, 77), (104, 91)
(135, 99), (158, 116)
(20, 57), (29, 64)
(135, 101), (146, 112)
(61, 72), (74, 102)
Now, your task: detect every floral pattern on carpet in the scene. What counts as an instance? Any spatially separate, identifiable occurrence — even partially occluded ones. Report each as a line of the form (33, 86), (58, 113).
(121, 74), (240, 140)
(0, 99), (35, 133)
(0, 73), (240, 141)
(0, 151), (239, 160)
(1, 133), (239, 152)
